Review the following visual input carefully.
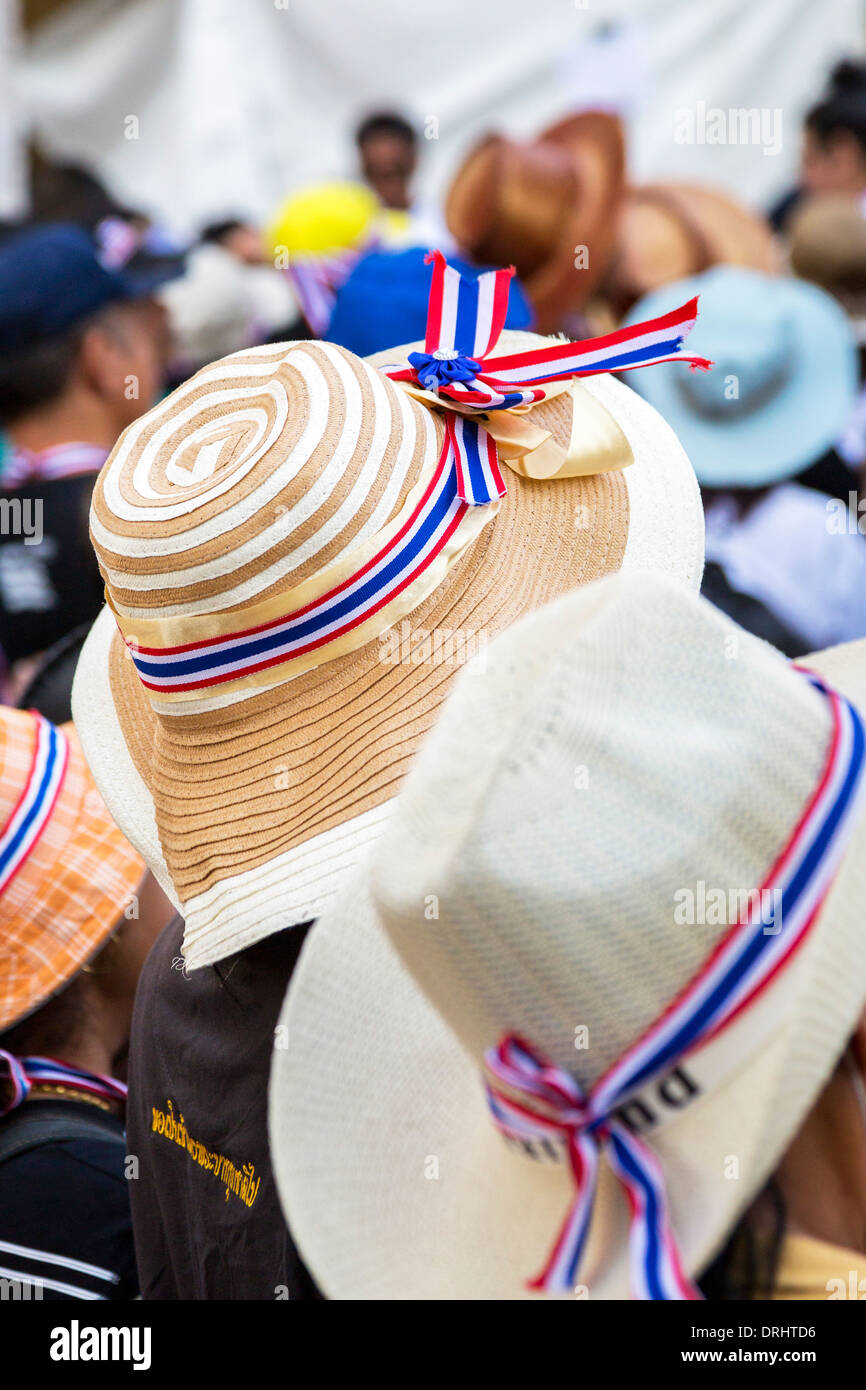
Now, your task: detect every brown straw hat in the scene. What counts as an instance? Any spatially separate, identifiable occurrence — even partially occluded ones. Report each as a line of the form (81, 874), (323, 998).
(72, 324), (703, 971)
(445, 112), (625, 332)
(598, 182), (780, 319)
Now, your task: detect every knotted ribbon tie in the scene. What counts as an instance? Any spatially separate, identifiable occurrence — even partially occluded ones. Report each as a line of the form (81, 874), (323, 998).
(381, 249), (713, 505)
(484, 672), (866, 1299)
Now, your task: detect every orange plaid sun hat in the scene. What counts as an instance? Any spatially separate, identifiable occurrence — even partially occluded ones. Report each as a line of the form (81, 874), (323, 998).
(0, 706), (145, 1033)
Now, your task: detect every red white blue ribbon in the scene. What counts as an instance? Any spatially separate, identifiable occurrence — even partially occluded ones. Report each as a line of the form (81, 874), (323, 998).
(0, 716), (68, 897)
(125, 437), (469, 694)
(0, 1053), (127, 1117)
(383, 250), (711, 505)
(484, 671), (866, 1299)
(121, 253), (705, 695)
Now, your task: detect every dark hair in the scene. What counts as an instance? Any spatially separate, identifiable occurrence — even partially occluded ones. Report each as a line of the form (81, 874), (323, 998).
(806, 59), (866, 155)
(697, 1179), (788, 1299)
(0, 973), (88, 1067)
(28, 148), (139, 232)
(0, 324), (88, 427)
(0, 303), (130, 428)
(16, 623), (90, 724)
(355, 111), (417, 150)
(199, 218), (249, 246)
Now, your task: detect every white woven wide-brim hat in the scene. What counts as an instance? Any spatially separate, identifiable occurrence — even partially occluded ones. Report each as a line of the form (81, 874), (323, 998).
(269, 571), (866, 1300)
(71, 329), (703, 971)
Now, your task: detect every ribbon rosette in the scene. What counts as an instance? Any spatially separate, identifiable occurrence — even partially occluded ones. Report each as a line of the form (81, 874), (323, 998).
(381, 249), (712, 506)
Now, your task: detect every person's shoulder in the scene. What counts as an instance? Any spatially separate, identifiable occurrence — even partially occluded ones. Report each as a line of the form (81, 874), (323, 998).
(2, 1114), (129, 1189)
(0, 1117), (137, 1298)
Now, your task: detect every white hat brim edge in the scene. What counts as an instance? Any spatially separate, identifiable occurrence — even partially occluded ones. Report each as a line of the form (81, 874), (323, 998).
(267, 635), (866, 1300)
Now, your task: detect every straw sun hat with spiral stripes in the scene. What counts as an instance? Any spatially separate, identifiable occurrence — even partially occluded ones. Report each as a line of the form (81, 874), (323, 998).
(72, 254), (707, 969)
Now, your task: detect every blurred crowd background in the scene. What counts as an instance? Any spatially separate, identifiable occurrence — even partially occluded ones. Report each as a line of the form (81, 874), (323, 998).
(2, 0), (866, 712)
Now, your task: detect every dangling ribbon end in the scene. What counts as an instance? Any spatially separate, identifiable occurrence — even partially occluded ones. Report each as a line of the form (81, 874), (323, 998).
(525, 1272), (550, 1294)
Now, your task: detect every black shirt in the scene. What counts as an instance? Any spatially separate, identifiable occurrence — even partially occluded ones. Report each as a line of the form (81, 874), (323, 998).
(125, 913), (319, 1300)
(0, 473), (104, 663)
(0, 1098), (138, 1300)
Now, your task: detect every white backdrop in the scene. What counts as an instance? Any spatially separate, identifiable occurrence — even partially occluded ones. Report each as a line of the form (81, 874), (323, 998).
(7, 0), (865, 236)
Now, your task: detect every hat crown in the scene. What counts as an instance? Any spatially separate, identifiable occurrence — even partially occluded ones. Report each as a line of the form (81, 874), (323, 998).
(369, 572), (831, 1085)
(90, 339), (439, 700)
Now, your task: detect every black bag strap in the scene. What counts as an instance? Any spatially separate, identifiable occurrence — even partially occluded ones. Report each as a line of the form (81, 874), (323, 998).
(0, 1106), (126, 1166)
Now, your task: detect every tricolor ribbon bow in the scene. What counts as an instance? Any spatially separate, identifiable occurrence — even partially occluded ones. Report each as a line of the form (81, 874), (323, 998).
(482, 672), (866, 1300)
(382, 249), (712, 506)
(484, 1036), (699, 1301)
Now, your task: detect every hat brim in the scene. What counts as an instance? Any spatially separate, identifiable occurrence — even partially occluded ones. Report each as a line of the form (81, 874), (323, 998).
(267, 635), (866, 1299)
(600, 183), (779, 314)
(72, 356), (703, 971)
(0, 723), (146, 1032)
(623, 272), (858, 488)
(118, 252), (187, 300)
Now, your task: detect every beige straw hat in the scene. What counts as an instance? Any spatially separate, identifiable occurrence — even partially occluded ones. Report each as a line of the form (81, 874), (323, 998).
(597, 182), (781, 320)
(71, 329), (703, 972)
(269, 571), (866, 1300)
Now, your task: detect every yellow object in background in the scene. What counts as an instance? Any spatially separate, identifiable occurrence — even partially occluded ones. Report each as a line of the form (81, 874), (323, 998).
(264, 182), (381, 260)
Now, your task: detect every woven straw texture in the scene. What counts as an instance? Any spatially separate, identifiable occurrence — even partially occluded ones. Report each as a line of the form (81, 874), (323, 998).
(269, 573), (866, 1299)
(75, 333), (703, 968)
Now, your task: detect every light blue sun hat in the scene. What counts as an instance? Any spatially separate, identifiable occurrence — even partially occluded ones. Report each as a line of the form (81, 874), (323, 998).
(623, 266), (858, 487)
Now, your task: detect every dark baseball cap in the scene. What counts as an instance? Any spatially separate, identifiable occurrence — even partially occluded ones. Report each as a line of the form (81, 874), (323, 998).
(0, 222), (184, 356)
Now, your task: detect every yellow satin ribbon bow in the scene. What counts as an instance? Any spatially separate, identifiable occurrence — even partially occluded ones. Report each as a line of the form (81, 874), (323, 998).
(391, 375), (634, 482)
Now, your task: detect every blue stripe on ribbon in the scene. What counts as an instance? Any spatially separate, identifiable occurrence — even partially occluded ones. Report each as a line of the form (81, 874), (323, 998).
(620, 694), (865, 1095)
(486, 389), (533, 411)
(566, 335), (688, 374)
(454, 274), (480, 355)
(0, 722), (59, 879)
(563, 1195), (593, 1288)
(609, 1130), (665, 1299)
(490, 333), (689, 388)
(133, 467), (460, 682)
(461, 420), (487, 504)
